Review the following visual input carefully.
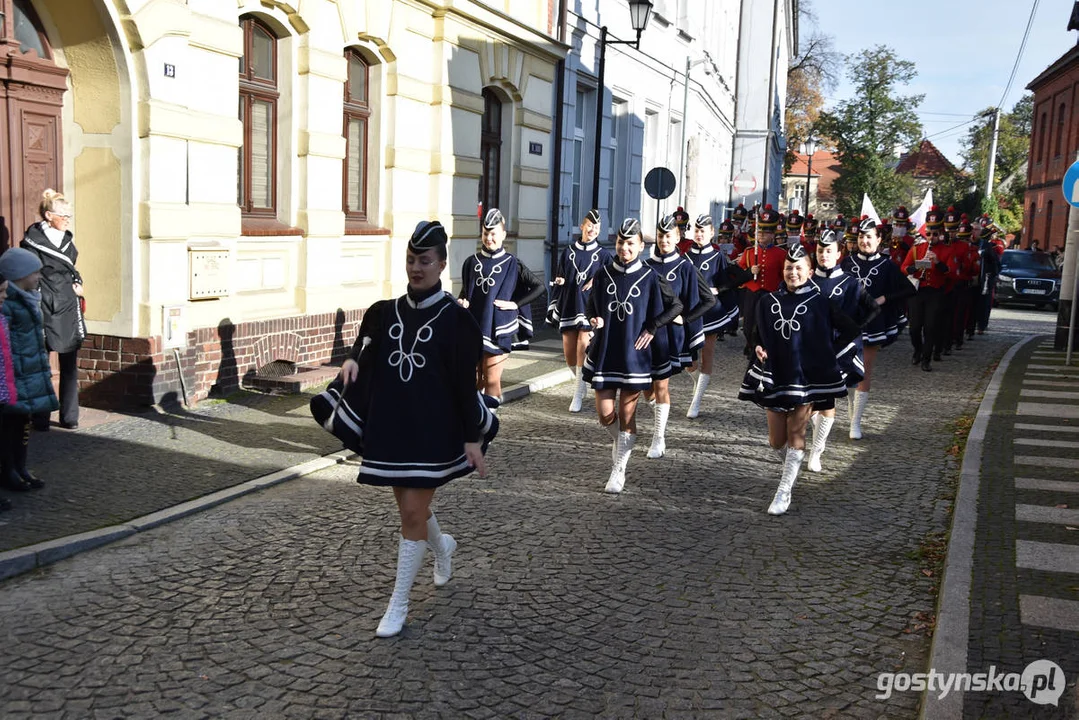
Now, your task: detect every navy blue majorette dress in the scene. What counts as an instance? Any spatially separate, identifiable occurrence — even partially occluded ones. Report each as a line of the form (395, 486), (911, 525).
(685, 244), (739, 335)
(811, 266), (873, 388)
(582, 258), (683, 390)
(460, 248), (545, 355)
(646, 246), (716, 370)
(738, 284), (862, 412)
(351, 284), (498, 488)
(548, 240), (613, 331)
(841, 251), (914, 347)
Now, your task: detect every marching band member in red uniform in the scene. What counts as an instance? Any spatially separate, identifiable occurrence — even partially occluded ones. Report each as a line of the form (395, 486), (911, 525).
(801, 213), (819, 256)
(736, 205), (788, 360)
(901, 207), (952, 372)
(951, 216), (977, 349)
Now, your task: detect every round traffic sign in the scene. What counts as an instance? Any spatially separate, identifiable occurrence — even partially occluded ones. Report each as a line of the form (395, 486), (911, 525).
(732, 171), (757, 195)
(1063, 160), (1079, 209)
(644, 167), (676, 200)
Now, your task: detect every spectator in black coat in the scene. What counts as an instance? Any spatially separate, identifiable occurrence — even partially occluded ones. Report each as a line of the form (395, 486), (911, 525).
(20, 189), (85, 430)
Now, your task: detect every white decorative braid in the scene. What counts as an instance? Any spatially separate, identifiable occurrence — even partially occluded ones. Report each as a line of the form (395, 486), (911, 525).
(388, 297), (452, 383)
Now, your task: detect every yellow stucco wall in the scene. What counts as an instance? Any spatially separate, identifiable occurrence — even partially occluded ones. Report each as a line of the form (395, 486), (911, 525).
(42, 0), (121, 134)
(74, 149), (122, 321)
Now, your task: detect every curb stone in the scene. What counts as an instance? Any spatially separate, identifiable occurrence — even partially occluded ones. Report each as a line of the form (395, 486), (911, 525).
(0, 372), (572, 584)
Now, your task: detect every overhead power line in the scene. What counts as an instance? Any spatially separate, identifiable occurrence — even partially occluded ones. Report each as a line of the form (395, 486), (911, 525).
(998, 0), (1040, 110)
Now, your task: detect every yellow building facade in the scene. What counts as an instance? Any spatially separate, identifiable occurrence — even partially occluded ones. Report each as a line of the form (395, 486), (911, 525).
(1, 0), (562, 405)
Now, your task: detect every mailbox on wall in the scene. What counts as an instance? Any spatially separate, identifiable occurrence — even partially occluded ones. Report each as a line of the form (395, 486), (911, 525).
(189, 249), (229, 300)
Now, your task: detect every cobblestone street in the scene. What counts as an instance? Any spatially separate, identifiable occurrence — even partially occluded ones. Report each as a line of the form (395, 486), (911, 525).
(0, 311), (1050, 718)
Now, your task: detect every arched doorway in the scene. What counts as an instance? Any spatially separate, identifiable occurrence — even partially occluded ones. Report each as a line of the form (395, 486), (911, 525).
(0, 0), (68, 245)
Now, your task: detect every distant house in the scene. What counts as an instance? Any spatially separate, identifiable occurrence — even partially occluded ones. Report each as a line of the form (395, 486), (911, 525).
(895, 139), (961, 201)
(781, 149), (841, 217)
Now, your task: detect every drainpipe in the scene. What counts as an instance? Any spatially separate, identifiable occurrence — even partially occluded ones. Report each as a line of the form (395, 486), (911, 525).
(548, 0), (569, 278)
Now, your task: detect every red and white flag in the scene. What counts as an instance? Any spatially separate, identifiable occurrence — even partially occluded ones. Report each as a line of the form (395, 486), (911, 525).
(908, 188), (934, 237)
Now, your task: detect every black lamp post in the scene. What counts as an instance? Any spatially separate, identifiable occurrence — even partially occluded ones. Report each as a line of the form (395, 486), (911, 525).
(798, 136), (818, 214)
(591, 0), (653, 211)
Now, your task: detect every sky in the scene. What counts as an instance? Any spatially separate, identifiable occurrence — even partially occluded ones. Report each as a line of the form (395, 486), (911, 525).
(810, 0), (1077, 169)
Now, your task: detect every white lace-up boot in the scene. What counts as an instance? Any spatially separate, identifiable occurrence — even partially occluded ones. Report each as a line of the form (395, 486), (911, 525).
(849, 390), (869, 440)
(686, 373), (711, 418)
(767, 447), (805, 515)
(807, 416), (835, 472)
(605, 431), (636, 493)
(426, 513), (456, 587)
(375, 538), (428, 637)
(647, 403), (670, 458)
(569, 367), (587, 412)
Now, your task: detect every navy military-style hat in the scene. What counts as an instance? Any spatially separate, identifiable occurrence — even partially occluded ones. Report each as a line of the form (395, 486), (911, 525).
(694, 213), (714, 229)
(409, 220), (448, 251)
(482, 208), (505, 229)
(618, 218), (642, 239)
(857, 216), (877, 233)
(657, 214), (677, 233)
(786, 242), (809, 262)
(584, 208), (601, 225)
(817, 228), (839, 247)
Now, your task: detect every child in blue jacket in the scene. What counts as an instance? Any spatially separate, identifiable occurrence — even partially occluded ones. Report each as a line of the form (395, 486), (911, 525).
(0, 248), (58, 496)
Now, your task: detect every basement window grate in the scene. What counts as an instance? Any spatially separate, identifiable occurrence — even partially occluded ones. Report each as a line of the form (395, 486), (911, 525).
(257, 359), (297, 377)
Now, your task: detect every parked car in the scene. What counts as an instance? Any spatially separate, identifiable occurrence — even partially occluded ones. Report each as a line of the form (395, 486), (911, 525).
(994, 250), (1061, 311)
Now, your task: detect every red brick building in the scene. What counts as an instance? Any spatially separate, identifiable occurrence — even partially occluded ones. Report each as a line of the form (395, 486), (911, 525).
(1024, 45), (1079, 253)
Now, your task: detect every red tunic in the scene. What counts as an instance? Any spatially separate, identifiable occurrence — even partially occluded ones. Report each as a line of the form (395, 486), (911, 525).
(901, 242), (952, 290)
(737, 243), (787, 292)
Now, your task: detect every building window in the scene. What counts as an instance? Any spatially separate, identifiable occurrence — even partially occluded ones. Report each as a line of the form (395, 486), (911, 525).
(343, 50), (370, 222)
(642, 109), (659, 223)
(1036, 111), (1047, 164)
(608, 99), (627, 225)
(1046, 200), (1053, 245)
(1054, 103), (1066, 158)
(571, 88), (591, 224)
(238, 16), (278, 217)
(13, 0), (49, 57)
(480, 88), (502, 215)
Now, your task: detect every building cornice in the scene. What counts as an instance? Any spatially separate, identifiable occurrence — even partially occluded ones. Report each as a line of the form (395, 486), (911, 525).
(415, 0), (569, 61)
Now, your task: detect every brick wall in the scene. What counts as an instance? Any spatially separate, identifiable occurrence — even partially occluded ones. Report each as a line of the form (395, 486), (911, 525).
(78, 309), (365, 409)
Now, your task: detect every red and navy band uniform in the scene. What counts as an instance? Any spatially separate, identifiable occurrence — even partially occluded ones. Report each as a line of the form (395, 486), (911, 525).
(901, 240), (956, 361)
(737, 284), (862, 412)
(646, 246), (717, 370)
(355, 283), (498, 488)
(459, 248), (545, 355)
(841, 250), (915, 347)
(548, 239), (614, 331)
(583, 258), (683, 390)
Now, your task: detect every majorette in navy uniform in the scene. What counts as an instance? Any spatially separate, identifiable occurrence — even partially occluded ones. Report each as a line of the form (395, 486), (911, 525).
(339, 220), (498, 638)
(552, 209), (614, 413)
(806, 228), (881, 471)
(683, 214), (749, 419)
(459, 208), (545, 404)
(584, 218), (682, 494)
(643, 214), (716, 458)
(738, 243), (861, 516)
(839, 216), (914, 439)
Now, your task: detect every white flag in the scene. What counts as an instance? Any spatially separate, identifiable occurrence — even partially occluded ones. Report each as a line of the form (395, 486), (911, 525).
(908, 188), (934, 236)
(860, 193), (881, 225)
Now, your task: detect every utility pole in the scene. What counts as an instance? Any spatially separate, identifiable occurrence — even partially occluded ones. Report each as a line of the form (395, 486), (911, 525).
(985, 109), (1001, 203)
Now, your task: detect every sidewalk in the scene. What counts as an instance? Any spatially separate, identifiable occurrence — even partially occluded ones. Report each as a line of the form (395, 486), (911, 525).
(926, 335), (1079, 719)
(0, 327), (570, 578)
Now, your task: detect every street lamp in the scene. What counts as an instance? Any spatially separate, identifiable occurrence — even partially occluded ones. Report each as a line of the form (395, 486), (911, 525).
(591, 0), (653, 210)
(798, 136), (818, 214)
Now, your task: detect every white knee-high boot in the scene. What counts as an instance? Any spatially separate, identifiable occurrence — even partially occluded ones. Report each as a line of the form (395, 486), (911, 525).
(807, 416), (835, 472)
(569, 367), (587, 412)
(605, 431), (636, 493)
(849, 390), (869, 440)
(687, 373), (711, 418)
(426, 513), (456, 587)
(376, 538), (428, 637)
(768, 447), (805, 515)
(647, 403), (670, 458)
